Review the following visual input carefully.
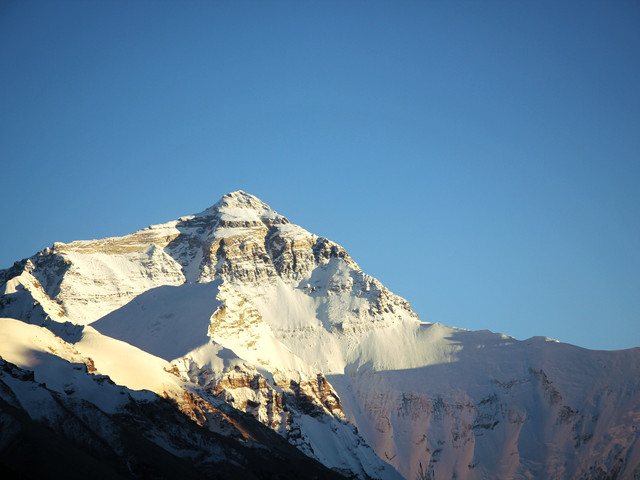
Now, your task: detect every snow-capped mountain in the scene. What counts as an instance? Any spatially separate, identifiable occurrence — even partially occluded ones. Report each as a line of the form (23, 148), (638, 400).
(1, 191), (639, 479)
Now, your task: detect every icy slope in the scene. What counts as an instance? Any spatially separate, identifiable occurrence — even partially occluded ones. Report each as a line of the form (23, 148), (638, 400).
(0, 319), (351, 480)
(328, 328), (640, 479)
(1, 190), (639, 479)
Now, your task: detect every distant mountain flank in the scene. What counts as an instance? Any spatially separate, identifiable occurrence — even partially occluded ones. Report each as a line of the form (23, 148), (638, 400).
(1, 191), (639, 479)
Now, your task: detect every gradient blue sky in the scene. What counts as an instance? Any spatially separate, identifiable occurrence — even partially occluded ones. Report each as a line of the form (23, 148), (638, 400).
(1, 1), (639, 350)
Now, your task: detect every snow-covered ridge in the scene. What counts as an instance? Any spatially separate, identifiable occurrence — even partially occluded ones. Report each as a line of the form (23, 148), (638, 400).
(1, 190), (639, 479)
(0, 318), (355, 479)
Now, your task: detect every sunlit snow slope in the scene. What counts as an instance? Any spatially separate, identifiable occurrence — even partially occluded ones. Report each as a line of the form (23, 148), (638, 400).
(1, 191), (639, 480)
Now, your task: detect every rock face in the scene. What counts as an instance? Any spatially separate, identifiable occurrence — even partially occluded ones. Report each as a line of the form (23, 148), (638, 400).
(1, 191), (640, 480)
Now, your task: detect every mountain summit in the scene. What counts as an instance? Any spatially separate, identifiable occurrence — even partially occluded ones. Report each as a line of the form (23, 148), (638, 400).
(196, 190), (281, 218)
(1, 192), (639, 479)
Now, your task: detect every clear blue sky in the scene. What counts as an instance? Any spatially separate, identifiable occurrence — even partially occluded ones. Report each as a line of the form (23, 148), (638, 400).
(1, 1), (639, 350)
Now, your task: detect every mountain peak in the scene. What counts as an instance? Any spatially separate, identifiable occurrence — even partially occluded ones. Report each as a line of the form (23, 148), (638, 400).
(218, 190), (267, 209)
(196, 191), (277, 220)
